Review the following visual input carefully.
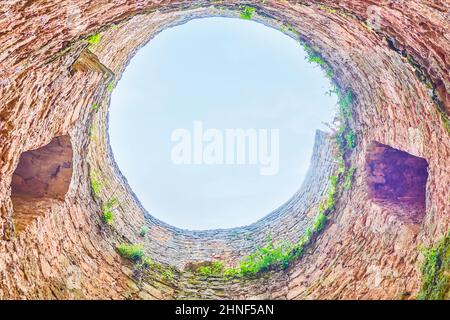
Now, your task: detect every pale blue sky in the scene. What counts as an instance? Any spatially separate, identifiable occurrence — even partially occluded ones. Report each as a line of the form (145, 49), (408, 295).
(109, 17), (337, 230)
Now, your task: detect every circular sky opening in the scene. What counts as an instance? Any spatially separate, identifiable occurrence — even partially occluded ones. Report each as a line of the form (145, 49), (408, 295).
(109, 17), (337, 230)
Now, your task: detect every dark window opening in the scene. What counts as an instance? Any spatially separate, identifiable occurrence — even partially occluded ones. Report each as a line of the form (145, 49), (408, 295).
(366, 141), (428, 223)
(11, 135), (73, 234)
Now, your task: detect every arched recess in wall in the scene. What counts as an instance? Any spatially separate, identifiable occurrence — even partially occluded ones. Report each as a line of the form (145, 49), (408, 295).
(366, 141), (429, 224)
(10, 135), (73, 234)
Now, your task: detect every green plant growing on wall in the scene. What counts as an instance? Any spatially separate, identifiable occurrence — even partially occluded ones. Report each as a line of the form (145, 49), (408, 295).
(92, 103), (98, 112)
(280, 23), (299, 36)
(106, 81), (115, 93)
(330, 87), (356, 154)
(343, 166), (355, 190)
(302, 43), (334, 80)
(102, 197), (117, 225)
(143, 257), (153, 268)
(338, 90), (354, 120)
(324, 175), (338, 210)
(302, 43), (355, 126)
(197, 261), (224, 277)
(89, 170), (121, 225)
(162, 270), (174, 281)
(345, 130), (357, 150)
(312, 211), (328, 233)
(221, 267), (238, 278)
(240, 240), (295, 276)
(139, 226), (149, 237)
(417, 232), (450, 300)
(240, 6), (255, 20)
(102, 208), (114, 225)
(87, 33), (101, 45)
(86, 33), (101, 50)
(117, 243), (145, 261)
(90, 172), (102, 197)
(305, 47), (325, 65)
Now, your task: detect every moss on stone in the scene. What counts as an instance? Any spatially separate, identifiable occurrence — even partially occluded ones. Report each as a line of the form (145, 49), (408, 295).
(106, 81), (115, 93)
(90, 171), (102, 197)
(139, 226), (149, 237)
(102, 197), (117, 225)
(417, 232), (450, 300)
(117, 243), (145, 261)
(197, 261), (224, 277)
(303, 42), (334, 79)
(87, 33), (101, 45)
(343, 166), (356, 190)
(239, 6), (255, 20)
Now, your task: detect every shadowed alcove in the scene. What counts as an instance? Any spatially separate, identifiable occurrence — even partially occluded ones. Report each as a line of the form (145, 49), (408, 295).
(366, 141), (429, 224)
(11, 135), (73, 234)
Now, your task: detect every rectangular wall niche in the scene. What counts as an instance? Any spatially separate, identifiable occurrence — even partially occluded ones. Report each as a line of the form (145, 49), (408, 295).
(366, 141), (428, 223)
(10, 135), (73, 234)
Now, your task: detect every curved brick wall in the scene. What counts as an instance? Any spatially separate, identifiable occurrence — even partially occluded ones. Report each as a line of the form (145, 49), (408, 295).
(0, 1), (449, 299)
